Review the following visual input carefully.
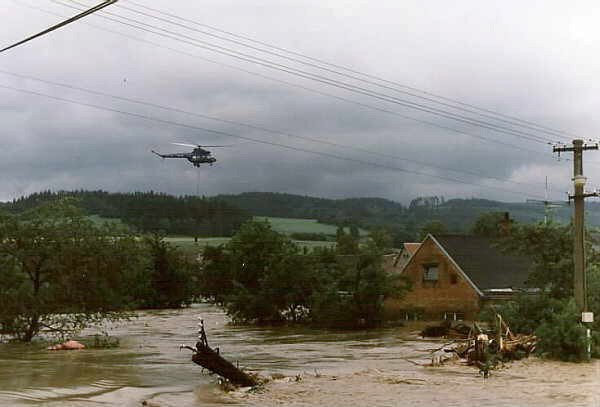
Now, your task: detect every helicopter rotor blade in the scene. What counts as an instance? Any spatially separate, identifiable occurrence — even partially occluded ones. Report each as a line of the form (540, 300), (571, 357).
(170, 142), (199, 148)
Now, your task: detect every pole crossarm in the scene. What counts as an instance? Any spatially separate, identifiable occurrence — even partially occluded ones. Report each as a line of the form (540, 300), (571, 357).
(568, 192), (600, 201)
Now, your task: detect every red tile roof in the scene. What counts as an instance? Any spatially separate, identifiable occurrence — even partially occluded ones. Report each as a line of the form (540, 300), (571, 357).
(403, 243), (421, 255)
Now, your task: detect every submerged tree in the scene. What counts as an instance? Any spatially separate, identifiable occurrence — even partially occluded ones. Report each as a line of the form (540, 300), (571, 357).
(141, 234), (198, 309)
(199, 220), (406, 328)
(200, 220), (311, 324)
(310, 229), (407, 329)
(0, 200), (149, 342)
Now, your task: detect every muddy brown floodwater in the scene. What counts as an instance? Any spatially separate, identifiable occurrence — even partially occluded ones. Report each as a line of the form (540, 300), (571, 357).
(0, 304), (599, 406)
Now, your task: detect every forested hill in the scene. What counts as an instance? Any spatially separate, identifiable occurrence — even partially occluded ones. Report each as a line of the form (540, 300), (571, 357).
(215, 192), (600, 239)
(1, 190), (250, 236)
(215, 192), (404, 220)
(5, 190), (600, 242)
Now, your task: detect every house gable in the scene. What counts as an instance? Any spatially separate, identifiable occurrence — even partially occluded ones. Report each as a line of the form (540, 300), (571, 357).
(385, 235), (482, 319)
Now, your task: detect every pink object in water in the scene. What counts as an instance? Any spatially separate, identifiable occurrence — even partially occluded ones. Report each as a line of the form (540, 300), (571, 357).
(47, 340), (85, 351)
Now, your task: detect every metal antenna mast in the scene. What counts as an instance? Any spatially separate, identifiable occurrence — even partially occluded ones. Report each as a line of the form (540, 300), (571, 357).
(525, 176), (567, 225)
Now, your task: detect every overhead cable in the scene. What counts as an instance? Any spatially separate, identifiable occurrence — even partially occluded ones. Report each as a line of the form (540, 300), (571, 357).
(0, 83), (555, 201)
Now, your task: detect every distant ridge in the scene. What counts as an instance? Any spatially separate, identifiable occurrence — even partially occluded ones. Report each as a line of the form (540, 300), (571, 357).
(1, 190), (249, 237)
(214, 191), (596, 241)
(3, 190), (598, 242)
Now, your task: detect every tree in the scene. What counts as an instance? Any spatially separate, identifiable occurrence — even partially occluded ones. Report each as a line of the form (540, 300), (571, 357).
(471, 212), (508, 237)
(0, 200), (149, 342)
(310, 229), (407, 329)
(141, 234), (198, 309)
(369, 228), (394, 252)
(498, 222), (575, 298)
(419, 220), (448, 241)
(199, 220), (307, 324)
(480, 222), (600, 361)
(336, 227), (359, 255)
(349, 225), (360, 239)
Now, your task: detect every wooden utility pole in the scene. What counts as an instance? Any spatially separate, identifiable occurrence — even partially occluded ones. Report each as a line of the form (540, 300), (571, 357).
(553, 139), (598, 312)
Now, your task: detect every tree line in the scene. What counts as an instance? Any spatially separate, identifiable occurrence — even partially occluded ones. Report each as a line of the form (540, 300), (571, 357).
(2, 190), (250, 237)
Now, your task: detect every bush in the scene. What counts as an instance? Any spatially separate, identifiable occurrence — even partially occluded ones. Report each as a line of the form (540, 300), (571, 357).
(140, 234), (198, 309)
(310, 288), (358, 329)
(482, 296), (599, 362)
(479, 294), (557, 335)
(535, 298), (593, 361)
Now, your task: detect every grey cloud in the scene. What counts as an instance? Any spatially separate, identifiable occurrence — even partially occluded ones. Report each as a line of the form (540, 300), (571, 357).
(1, 0), (597, 204)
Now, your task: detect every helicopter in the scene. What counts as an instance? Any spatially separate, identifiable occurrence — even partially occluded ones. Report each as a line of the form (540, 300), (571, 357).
(151, 143), (228, 167)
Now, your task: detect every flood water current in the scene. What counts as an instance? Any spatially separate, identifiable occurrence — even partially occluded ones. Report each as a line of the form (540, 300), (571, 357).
(1, 304), (599, 407)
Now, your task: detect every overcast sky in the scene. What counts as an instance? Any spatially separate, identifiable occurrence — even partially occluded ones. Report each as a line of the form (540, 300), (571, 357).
(1, 0), (600, 204)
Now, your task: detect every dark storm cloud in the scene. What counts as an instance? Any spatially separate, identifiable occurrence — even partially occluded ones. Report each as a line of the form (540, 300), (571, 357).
(0, 0), (597, 203)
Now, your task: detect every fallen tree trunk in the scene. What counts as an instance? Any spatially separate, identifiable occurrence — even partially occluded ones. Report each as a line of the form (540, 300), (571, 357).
(183, 319), (259, 388)
(191, 341), (258, 387)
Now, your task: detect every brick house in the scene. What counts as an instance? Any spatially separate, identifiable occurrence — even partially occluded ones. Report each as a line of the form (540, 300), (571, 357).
(385, 234), (533, 320)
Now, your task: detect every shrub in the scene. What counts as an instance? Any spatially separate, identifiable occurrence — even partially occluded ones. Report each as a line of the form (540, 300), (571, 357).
(535, 298), (592, 361)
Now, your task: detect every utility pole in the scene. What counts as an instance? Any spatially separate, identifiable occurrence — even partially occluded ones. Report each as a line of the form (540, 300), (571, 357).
(554, 139), (598, 359)
(553, 139), (598, 311)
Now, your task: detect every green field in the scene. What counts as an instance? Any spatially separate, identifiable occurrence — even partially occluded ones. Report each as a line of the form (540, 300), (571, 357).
(163, 236), (230, 248)
(87, 215), (123, 226)
(84, 215), (351, 254)
(253, 216), (367, 236)
(164, 236), (335, 254)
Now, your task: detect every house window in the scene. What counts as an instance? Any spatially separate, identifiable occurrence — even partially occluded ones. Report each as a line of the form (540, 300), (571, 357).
(443, 311), (465, 321)
(422, 264), (439, 282)
(399, 309), (424, 321)
(450, 273), (458, 285)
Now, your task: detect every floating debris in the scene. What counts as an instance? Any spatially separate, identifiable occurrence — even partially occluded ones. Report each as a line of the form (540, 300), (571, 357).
(181, 318), (261, 388)
(47, 340), (85, 351)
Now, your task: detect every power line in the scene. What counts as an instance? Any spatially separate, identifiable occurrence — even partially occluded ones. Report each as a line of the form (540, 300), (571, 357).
(12, 0), (552, 158)
(53, 0), (554, 145)
(0, 69), (547, 191)
(116, 0), (572, 142)
(124, 0), (576, 141)
(1, 0), (117, 53)
(0, 83), (555, 200)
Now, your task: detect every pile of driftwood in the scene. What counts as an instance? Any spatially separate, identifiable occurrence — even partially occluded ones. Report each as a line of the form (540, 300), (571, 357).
(420, 314), (536, 375)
